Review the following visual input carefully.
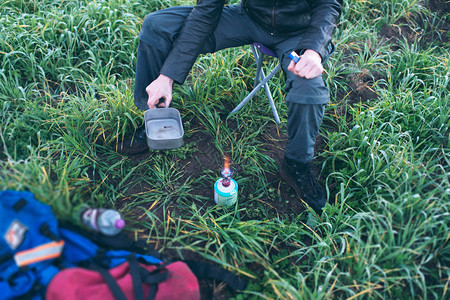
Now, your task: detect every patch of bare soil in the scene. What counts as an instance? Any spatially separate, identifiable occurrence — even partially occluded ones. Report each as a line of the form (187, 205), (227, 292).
(173, 117), (305, 218)
(426, 0), (450, 16)
(380, 0), (449, 49)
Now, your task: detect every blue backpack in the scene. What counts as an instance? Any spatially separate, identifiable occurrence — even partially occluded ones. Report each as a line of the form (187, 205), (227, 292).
(0, 190), (63, 299)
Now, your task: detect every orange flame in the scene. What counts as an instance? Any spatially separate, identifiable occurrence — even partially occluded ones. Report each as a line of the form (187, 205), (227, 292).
(222, 156), (231, 177)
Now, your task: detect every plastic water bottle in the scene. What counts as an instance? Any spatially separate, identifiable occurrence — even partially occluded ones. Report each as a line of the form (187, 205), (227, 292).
(80, 208), (125, 236)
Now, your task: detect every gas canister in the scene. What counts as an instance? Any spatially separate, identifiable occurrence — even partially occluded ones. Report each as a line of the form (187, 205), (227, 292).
(214, 177), (238, 206)
(214, 157), (238, 206)
(214, 178), (238, 206)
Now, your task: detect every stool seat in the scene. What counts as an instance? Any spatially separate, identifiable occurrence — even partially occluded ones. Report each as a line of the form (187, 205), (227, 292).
(253, 43), (277, 57)
(228, 43), (281, 124)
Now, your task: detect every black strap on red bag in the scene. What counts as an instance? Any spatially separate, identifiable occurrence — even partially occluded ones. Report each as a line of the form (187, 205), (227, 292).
(90, 254), (170, 300)
(89, 264), (127, 300)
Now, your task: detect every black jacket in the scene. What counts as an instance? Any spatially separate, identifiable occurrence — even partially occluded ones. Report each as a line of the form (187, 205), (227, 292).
(161, 0), (342, 84)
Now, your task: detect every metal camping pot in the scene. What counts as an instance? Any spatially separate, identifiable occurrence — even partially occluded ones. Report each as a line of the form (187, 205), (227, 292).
(144, 108), (184, 150)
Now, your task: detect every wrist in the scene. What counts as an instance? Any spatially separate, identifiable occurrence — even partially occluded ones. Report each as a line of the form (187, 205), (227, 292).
(158, 74), (174, 85)
(303, 49), (322, 60)
(304, 49), (322, 62)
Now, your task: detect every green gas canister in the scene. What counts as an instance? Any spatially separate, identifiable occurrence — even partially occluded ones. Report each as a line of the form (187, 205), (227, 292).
(214, 161), (238, 206)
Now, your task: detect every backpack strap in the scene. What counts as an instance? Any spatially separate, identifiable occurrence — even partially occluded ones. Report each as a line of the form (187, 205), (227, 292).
(128, 254), (144, 300)
(184, 260), (247, 291)
(89, 263), (128, 300)
(130, 255), (170, 300)
(88, 254), (170, 300)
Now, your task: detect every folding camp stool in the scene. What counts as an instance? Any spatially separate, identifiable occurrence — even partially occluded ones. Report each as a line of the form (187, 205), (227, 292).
(229, 43), (282, 124)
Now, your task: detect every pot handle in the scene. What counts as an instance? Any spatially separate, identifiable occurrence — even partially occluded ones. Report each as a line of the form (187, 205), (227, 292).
(157, 97), (169, 108)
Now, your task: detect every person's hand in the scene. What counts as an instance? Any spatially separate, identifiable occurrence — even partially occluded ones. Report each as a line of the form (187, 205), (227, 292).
(146, 74), (174, 109)
(287, 49), (323, 79)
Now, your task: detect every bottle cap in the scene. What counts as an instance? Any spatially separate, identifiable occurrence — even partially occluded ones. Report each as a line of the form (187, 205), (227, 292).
(115, 219), (125, 229)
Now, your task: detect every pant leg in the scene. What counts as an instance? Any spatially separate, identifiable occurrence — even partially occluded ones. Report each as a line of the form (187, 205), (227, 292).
(267, 38), (334, 163)
(282, 56), (329, 163)
(284, 102), (325, 163)
(134, 41), (169, 110)
(134, 6), (200, 110)
(134, 5), (258, 111)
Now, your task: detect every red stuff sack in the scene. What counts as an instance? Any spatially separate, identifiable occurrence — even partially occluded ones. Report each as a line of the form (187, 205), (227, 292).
(46, 255), (200, 300)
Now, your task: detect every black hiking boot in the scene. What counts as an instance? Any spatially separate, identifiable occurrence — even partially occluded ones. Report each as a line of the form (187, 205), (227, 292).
(279, 156), (327, 214)
(116, 125), (148, 154)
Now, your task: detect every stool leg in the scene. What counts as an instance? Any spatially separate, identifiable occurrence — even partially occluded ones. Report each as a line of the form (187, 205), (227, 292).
(252, 45), (263, 86)
(229, 64), (281, 115)
(256, 63), (281, 124)
(263, 76), (281, 124)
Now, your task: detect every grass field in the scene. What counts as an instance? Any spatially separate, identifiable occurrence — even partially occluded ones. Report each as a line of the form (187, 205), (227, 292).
(1, 0), (449, 299)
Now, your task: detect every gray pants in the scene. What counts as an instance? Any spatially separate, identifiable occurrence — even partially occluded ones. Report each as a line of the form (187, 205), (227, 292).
(135, 5), (331, 163)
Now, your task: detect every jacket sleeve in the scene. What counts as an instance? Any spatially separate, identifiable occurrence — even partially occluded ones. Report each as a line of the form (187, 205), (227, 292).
(160, 0), (225, 84)
(297, 0), (343, 61)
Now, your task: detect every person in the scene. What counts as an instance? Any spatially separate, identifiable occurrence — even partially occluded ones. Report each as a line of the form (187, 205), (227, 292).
(120, 0), (343, 213)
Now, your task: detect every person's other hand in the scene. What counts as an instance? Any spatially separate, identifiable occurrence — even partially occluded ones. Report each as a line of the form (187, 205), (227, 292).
(287, 49), (323, 79)
(146, 74), (174, 109)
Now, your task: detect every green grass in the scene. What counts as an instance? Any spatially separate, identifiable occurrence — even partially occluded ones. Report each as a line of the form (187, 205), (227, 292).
(1, 0), (449, 299)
